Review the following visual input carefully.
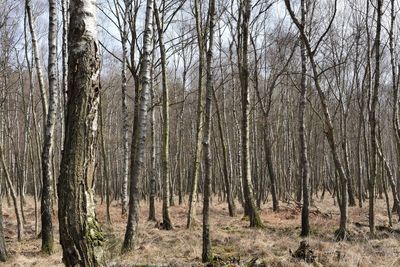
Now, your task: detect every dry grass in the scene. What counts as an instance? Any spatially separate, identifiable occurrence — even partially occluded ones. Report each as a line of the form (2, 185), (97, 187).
(2, 195), (400, 266)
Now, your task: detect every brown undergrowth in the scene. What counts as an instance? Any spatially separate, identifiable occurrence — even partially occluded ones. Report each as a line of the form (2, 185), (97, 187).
(1, 195), (400, 266)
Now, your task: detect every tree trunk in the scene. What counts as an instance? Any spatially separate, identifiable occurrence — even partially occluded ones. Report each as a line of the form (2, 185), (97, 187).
(0, 144), (23, 241)
(368, 0), (382, 236)
(285, 0), (349, 240)
(61, 0), (69, 149)
(299, 0), (310, 237)
(58, 0), (105, 265)
(25, 0), (48, 119)
(187, 0), (205, 229)
(389, 0), (400, 220)
(122, 0), (153, 253)
(99, 100), (111, 225)
(202, 0), (215, 261)
(264, 136), (279, 211)
(120, 0), (131, 216)
(213, 87), (236, 217)
(154, 4), (173, 230)
(148, 47), (156, 222)
(41, 0), (57, 254)
(238, 0), (263, 228)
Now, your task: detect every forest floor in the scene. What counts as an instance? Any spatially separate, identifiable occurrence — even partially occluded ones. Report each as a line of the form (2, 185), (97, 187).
(2, 194), (400, 267)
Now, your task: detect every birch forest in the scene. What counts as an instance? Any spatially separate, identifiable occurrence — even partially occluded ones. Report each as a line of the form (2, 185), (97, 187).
(1, 0), (400, 266)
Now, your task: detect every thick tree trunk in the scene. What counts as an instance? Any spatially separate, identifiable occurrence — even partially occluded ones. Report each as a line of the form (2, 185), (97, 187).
(58, 0), (105, 265)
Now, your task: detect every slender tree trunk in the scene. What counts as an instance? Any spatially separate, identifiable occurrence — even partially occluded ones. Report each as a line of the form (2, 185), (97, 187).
(368, 0), (382, 236)
(389, 0), (400, 220)
(238, 0), (263, 228)
(285, 0), (348, 240)
(25, 31), (39, 235)
(148, 47), (156, 222)
(29, 139), (39, 236)
(154, 4), (173, 230)
(120, 0), (131, 215)
(41, 0), (57, 254)
(264, 136), (279, 211)
(99, 100), (111, 225)
(342, 119), (356, 207)
(202, 0), (215, 261)
(187, 0), (205, 229)
(58, 0), (105, 265)
(122, 0), (153, 253)
(213, 88), (236, 216)
(376, 131), (400, 221)
(0, 144), (23, 241)
(26, 0), (48, 119)
(299, 0), (310, 237)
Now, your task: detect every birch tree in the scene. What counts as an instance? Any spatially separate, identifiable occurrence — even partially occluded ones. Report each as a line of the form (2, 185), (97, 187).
(122, 0), (154, 253)
(154, 2), (173, 230)
(187, 0), (205, 229)
(202, 0), (216, 261)
(284, 0), (349, 240)
(299, 0), (310, 237)
(368, 0), (382, 235)
(120, 0), (131, 215)
(238, 0), (263, 228)
(41, 0), (57, 254)
(58, 0), (105, 265)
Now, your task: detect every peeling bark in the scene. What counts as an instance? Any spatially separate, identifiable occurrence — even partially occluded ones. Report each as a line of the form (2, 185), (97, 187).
(58, 0), (105, 265)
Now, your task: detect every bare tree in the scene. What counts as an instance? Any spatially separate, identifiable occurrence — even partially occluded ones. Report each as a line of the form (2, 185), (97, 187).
(187, 0), (206, 229)
(154, 2), (173, 230)
(238, 0), (263, 228)
(368, 0), (382, 235)
(202, 0), (216, 261)
(41, 0), (57, 254)
(284, 0), (349, 240)
(299, 0), (310, 237)
(58, 0), (105, 265)
(122, 0), (154, 253)
(120, 0), (131, 215)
